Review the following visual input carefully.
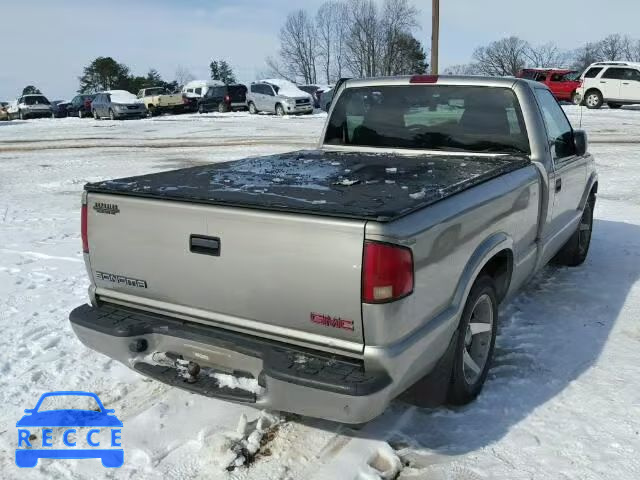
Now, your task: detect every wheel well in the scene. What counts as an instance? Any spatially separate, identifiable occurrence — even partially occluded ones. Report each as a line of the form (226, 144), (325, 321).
(478, 249), (513, 303)
(585, 88), (601, 97)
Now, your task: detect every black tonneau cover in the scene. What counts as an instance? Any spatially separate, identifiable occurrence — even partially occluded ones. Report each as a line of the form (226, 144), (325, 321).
(85, 150), (530, 222)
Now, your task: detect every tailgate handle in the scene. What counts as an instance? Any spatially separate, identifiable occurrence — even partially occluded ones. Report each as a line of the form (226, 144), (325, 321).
(190, 235), (221, 256)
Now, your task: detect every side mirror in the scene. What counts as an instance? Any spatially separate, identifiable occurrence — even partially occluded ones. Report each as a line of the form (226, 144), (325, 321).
(574, 129), (588, 156)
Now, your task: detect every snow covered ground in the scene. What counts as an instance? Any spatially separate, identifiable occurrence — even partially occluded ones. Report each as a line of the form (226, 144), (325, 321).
(1, 107), (639, 479)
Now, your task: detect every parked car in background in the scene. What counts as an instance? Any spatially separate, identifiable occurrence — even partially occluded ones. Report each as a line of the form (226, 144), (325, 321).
(51, 100), (70, 118)
(320, 87), (335, 111)
(298, 85), (331, 108)
(181, 80), (224, 99)
(517, 68), (582, 103)
(91, 90), (146, 120)
(247, 79), (313, 116)
(67, 94), (96, 118)
(197, 84), (247, 113)
(7, 94), (53, 120)
(71, 75), (597, 424)
(137, 87), (188, 116)
(576, 61), (640, 109)
(0, 103), (8, 121)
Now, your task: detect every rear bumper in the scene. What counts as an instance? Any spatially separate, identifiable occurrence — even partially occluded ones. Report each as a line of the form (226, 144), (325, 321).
(69, 303), (394, 424)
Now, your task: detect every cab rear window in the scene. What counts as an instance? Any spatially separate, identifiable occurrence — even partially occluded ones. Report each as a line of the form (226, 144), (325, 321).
(324, 85), (529, 155)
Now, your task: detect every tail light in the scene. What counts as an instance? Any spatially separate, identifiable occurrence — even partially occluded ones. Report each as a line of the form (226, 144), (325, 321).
(362, 241), (413, 303)
(224, 94), (231, 103)
(81, 204), (89, 253)
(410, 75), (438, 84)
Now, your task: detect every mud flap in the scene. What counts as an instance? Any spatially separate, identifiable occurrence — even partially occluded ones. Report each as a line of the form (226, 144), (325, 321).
(398, 331), (458, 408)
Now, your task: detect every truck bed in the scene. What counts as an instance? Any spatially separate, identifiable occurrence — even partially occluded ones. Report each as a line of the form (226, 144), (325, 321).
(85, 150), (530, 222)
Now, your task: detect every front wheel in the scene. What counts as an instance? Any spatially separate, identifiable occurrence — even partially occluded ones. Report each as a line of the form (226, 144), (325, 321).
(275, 103), (285, 116)
(448, 275), (498, 405)
(218, 102), (228, 113)
(93, 110), (99, 120)
(109, 109), (116, 120)
(552, 195), (594, 267)
(585, 90), (603, 109)
(78, 109), (83, 119)
(248, 102), (258, 114)
(19, 110), (25, 120)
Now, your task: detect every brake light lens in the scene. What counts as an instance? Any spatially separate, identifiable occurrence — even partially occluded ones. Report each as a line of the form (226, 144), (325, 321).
(363, 241), (414, 303)
(81, 204), (89, 253)
(410, 75), (438, 84)
(224, 94), (231, 103)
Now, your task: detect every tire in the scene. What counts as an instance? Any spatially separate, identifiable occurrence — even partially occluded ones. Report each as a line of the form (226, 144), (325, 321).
(571, 92), (581, 105)
(218, 102), (228, 113)
(248, 102), (258, 114)
(147, 105), (156, 117)
(93, 109), (99, 120)
(78, 109), (83, 119)
(552, 194), (595, 267)
(19, 110), (25, 120)
(198, 104), (205, 114)
(584, 90), (603, 109)
(109, 109), (115, 120)
(447, 275), (498, 405)
(275, 103), (285, 116)
(608, 103), (623, 109)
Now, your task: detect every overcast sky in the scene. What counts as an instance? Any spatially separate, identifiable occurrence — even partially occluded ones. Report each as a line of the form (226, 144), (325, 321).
(1, 0), (639, 100)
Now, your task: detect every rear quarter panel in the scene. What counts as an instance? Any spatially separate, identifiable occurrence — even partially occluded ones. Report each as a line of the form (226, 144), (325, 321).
(363, 165), (541, 350)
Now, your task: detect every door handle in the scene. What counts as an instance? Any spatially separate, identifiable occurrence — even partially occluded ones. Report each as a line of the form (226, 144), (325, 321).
(622, 82), (630, 85)
(600, 81), (607, 84)
(555, 178), (562, 192)
(190, 235), (221, 256)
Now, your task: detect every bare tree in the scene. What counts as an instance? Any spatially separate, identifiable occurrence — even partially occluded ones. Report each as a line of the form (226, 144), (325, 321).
(571, 42), (604, 71)
(526, 42), (568, 68)
(380, 0), (419, 75)
(444, 63), (481, 75)
(472, 36), (530, 76)
(174, 66), (195, 86)
(344, 0), (380, 77)
(626, 39), (640, 62)
(277, 10), (318, 84)
(598, 34), (629, 61)
(316, 2), (338, 84)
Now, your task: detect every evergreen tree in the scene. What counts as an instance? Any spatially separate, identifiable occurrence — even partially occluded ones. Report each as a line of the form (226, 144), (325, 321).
(146, 69), (163, 86)
(390, 33), (429, 75)
(22, 85), (42, 95)
(78, 57), (131, 93)
(210, 59), (237, 84)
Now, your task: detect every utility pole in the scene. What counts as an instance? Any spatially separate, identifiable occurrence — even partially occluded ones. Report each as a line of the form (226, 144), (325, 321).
(431, 0), (440, 74)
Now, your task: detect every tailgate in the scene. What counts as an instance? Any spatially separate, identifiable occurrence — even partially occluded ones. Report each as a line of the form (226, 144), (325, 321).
(86, 193), (366, 353)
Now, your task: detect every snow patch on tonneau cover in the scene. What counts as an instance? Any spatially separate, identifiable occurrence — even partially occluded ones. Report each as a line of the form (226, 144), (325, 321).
(85, 150), (530, 222)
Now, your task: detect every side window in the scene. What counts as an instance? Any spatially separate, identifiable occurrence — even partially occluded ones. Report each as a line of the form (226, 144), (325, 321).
(535, 73), (547, 82)
(622, 68), (640, 81)
(534, 89), (576, 160)
(550, 73), (564, 82)
(584, 67), (603, 78)
(265, 85), (275, 96)
(195, 87), (202, 95)
(250, 84), (257, 94)
(602, 68), (624, 80)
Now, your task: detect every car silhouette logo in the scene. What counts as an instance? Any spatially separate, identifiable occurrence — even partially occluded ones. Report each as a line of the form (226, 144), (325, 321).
(15, 391), (123, 468)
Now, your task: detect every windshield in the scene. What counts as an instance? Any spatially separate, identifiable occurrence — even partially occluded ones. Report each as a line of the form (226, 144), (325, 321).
(37, 395), (101, 412)
(324, 85), (529, 154)
(145, 87), (167, 96)
(23, 96), (50, 105)
(108, 91), (138, 104)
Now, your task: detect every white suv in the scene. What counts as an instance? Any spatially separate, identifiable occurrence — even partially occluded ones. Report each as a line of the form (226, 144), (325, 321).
(577, 61), (640, 109)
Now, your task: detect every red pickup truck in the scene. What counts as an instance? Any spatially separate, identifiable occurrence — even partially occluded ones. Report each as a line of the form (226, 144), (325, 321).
(517, 68), (581, 103)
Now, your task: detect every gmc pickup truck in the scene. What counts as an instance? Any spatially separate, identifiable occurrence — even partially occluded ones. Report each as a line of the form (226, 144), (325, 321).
(70, 75), (597, 424)
(137, 87), (188, 116)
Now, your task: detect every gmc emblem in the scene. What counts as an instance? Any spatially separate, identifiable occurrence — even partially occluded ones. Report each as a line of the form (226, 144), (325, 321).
(310, 312), (354, 331)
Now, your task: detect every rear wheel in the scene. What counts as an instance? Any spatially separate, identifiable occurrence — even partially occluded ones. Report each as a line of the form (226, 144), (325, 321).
(93, 109), (99, 120)
(275, 103), (285, 116)
(218, 102), (228, 113)
(585, 90), (603, 109)
(552, 195), (594, 267)
(608, 103), (623, 109)
(447, 275), (498, 405)
(78, 109), (83, 119)
(248, 102), (258, 114)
